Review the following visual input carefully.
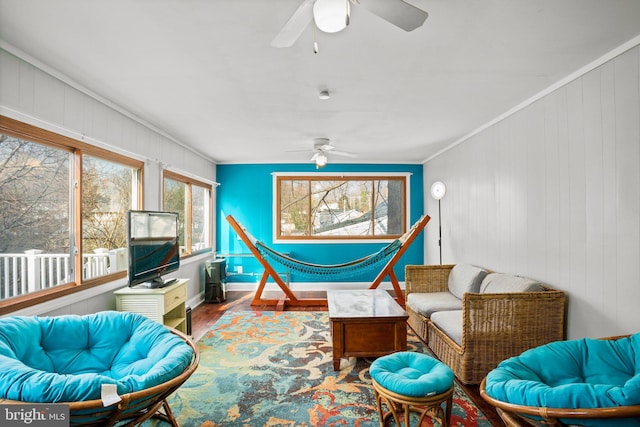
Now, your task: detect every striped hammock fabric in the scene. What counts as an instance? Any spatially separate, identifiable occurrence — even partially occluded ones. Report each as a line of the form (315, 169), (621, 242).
(254, 239), (402, 280)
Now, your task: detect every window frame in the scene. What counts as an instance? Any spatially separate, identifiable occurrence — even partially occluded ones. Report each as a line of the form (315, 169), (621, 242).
(0, 115), (143, 314)
(162, 169), (213, 257)
(274, 172), (410, 243)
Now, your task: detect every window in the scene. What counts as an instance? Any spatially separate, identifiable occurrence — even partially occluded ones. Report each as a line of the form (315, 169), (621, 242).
(276, 174), (407, 240)
(0, 116), (143, 313)
(82, 155), (140, 280)
(163, 171), (212, 255)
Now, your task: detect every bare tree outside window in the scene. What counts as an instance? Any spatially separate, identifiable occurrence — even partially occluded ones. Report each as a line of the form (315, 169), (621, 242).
(0, 135), (71, 299)
(277, 175), (407, 240)
(0, 130), (143, 303)
(0, 118), (144, 311)
(191, 185), (208, 251)
(279, 179), (310, 235)
(82, 156), (137, 279)
(163, 173), (212, 255)
(164, 177), (186, 251)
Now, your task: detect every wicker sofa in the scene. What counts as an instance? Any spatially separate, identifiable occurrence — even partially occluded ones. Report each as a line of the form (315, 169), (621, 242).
(405, 264), (566, 385)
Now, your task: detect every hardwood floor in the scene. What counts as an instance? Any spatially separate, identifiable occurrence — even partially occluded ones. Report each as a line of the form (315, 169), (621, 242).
(190, 290), (505, 427)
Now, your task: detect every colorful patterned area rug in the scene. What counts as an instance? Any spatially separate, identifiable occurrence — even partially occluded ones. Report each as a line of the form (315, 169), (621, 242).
(158, 311), (492, 427)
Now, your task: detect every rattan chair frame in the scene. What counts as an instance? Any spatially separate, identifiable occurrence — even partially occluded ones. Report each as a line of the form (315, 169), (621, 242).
(372, 378), (453, 427)
(481, 378), (640, 427)
(0, 328), (199, 427)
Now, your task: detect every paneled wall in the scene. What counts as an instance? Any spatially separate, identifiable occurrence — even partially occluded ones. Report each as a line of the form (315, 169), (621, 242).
(424, 45), (640, 338)
(0, 48), (216, 315)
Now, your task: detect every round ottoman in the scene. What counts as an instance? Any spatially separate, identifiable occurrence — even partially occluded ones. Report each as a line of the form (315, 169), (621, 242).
(370, 351), (454, 427)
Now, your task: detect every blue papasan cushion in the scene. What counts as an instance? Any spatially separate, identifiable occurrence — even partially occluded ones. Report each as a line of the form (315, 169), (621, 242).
(0, 311), (194, 403)
(485, 333), (640, 427)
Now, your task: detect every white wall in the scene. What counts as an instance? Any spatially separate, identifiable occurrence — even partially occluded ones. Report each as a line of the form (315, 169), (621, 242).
(424, 43), (640, 339)
(0, 47), (216, 315)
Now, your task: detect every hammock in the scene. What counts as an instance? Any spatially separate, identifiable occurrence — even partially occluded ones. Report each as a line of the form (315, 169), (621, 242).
(255, 239), (402, 280)
(225, 214), (430, 308)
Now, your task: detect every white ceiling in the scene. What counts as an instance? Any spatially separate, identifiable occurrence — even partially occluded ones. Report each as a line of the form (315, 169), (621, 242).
(2, 0), (640, 165)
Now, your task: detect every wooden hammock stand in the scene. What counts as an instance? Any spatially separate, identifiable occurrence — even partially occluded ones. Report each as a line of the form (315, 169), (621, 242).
(225, 214), (430, 309)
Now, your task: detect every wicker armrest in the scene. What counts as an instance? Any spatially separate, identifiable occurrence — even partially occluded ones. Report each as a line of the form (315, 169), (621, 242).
(426, 277), (568, 385)
(404, 264), (454, 296)
(461, 288), (566, 357)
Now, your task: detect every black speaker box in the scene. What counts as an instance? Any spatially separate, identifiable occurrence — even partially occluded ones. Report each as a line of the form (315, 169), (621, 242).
(205, 258), (226, 284)
(204, 258), (227, 303)
(205, 282), (226, 303)
(185, 305), (192, 335)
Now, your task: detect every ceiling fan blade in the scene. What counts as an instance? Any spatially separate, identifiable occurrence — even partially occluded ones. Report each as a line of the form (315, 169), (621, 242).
(271, 0), (315, 48)
(353, 0), (428, 32)
(331, 150), (357, 158)
(310, 152), (320, 161)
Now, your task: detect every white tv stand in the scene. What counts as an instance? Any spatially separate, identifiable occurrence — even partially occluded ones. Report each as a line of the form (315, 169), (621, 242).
(115, 279), (188, 334)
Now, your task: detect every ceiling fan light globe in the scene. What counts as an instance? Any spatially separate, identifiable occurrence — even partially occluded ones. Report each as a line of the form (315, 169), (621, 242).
(315, 153), (328, 167)
(313, 0), (349, 33)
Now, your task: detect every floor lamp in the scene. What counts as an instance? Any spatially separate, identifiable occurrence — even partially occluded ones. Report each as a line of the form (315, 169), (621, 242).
(430, 181), (446, 265)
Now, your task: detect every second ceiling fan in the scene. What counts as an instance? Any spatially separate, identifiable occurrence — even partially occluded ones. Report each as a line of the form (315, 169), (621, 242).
(271, 0), (429, 49)
(304, 138), (356, 168)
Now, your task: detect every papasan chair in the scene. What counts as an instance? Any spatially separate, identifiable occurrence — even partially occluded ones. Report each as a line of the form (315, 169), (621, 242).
(0, 311), (199, 426)
(480, 333), (640, 427)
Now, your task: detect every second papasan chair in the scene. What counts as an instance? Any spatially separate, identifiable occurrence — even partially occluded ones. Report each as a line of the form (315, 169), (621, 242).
(481, 333), (640, 427)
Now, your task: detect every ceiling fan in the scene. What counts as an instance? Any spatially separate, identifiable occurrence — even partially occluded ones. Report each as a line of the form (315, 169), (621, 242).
(301, 138), (357, 168)
(271, 0), (429, 49)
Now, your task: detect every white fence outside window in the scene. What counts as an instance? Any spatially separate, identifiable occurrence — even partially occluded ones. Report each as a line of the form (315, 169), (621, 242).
(0, 249), (127, 300)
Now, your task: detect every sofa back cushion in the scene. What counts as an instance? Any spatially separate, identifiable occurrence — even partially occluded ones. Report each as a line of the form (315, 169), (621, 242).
(480, 273), (544, 293)
(447, 264), (488, 299)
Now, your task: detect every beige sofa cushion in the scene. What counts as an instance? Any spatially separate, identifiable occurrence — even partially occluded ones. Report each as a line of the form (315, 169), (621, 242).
(480, 273), (544, 293)
(430, 310), (463, 346)
(407, 292), (462, 318)
(447, 263), (488, 299)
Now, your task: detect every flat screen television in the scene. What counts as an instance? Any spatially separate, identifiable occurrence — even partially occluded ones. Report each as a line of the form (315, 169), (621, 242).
(127, 210), (180, 288)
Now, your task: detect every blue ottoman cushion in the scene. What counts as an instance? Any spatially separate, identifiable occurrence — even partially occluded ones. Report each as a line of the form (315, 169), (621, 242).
(370, 351), (454, 397)
(0, 311), (194, 403)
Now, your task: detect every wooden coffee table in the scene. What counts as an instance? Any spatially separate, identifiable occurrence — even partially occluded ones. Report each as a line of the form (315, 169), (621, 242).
(327, 289), (408, 370)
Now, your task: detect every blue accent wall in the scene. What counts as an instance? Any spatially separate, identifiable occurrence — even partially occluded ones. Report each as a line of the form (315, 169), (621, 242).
(216, 163), (425, 283)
